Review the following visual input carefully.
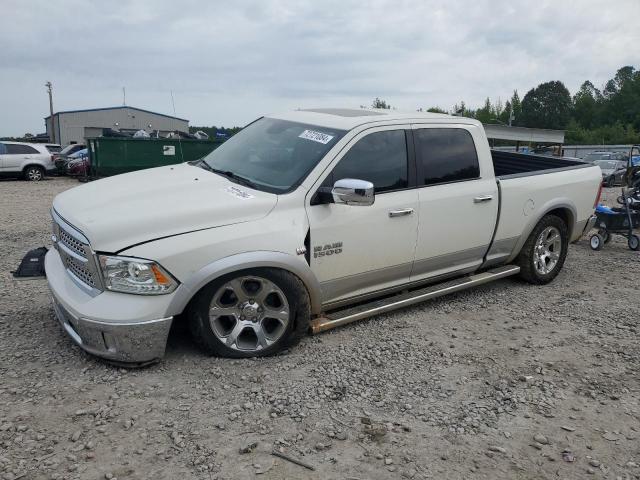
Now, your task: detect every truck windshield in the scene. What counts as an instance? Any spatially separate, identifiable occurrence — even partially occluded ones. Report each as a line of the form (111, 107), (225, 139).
(201, 118), (346, 193)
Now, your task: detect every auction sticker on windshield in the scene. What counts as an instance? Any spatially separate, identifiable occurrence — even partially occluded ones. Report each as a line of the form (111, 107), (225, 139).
(299, 130), (334, 144)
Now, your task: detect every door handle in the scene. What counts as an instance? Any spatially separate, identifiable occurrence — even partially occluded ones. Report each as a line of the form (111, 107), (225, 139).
(389, 208), (414, 218)
(473, 195), (493, 203)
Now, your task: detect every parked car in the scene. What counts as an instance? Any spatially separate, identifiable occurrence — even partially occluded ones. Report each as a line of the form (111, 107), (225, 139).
(584, 151), (628, 163)
(0, 141), (56, 180)
(45, 109), (602, 364)
(54, 144), (86, 173)
(593, 159), (628, 187)
(65, 149), (89, 177)
(45, 144), (62, 154)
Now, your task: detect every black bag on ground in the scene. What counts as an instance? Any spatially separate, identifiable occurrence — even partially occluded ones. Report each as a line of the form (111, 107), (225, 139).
(12, 247), (48, 278)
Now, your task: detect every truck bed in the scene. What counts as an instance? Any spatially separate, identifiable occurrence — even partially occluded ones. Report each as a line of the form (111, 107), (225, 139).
(491, 150), (589, 178)
(486, 149), (601, 267)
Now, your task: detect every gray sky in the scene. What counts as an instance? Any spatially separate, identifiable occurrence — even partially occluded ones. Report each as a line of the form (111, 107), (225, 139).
(2, 0), (639, 137)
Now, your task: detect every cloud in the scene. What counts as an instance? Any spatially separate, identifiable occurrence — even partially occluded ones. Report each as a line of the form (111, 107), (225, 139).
(1, 0), (639, 136)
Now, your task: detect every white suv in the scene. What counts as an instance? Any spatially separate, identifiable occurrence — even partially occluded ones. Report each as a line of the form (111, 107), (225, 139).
(0, 141), (57, 181)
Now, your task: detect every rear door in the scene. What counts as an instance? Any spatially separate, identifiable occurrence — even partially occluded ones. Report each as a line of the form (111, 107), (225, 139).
(410, 124), (498, 282)
(306, 126), (419, 304)
(4, 144), (41, 171)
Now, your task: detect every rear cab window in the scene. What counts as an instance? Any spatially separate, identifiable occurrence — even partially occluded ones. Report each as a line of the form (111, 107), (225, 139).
(414, 128), (480, 186)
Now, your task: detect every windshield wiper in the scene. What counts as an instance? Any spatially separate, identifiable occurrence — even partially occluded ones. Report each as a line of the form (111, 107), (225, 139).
(191, 159), (214, 172)
(210, 168), (260, 190)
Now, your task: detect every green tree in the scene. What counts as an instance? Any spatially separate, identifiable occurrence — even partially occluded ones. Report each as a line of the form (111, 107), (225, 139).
(372, 97), (391, 109)
(475, 97), (494, 123)
(601, 66), (640, 129)
(426, 106), (447, 113)
(509, 90), (522, 126)
(520, 81), (572, 129)
(572, 81), (601, 129)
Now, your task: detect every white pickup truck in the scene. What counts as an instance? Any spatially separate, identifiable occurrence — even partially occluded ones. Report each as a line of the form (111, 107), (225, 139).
(45, 109), (602, 364)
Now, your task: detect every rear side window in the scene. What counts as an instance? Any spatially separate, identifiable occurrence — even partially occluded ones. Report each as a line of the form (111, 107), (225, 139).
(329, 130), (408, 193)
(5, 144), (40, 154)
(414, 128), (480, 186)
(0, 143), (6, 154)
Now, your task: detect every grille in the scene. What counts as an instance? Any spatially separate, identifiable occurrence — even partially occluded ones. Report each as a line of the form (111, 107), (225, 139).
(58, 229), (87, 258)
(53, 214), (101, 292)
(66, 256), (98, 288)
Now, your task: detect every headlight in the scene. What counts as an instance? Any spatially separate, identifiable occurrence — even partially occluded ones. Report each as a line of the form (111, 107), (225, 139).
(98, 255), (178, 295)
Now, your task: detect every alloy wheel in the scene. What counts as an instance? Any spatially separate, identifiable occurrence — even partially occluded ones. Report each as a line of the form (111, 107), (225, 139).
(26, 168), (43, 181)
(209, 276), (290, 352)
(533, 226), (562, 275)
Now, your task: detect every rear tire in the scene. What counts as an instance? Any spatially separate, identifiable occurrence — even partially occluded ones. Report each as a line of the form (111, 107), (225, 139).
(24, 165), (44, 181)
(517, 214), (568, 284)
(629, 234), (640, 251)
(187, 268), (310, 358)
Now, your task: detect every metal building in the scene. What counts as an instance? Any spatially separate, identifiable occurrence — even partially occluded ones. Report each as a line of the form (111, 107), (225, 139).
(44, 106), (189, 146)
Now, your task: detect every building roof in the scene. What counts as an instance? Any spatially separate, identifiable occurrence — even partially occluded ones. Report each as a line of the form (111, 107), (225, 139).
(268, 108), (476, 130)
(44, 106), (188, 122)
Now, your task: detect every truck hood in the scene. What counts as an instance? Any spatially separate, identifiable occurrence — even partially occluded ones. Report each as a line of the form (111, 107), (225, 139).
(53, 163), (277, 252)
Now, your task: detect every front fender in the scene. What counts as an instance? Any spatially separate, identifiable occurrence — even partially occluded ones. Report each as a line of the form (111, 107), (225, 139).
(166, 251), (323, 316)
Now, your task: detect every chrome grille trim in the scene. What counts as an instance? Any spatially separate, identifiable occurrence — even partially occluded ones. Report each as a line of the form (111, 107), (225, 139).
(51, 209), (104, 295)
(58, 229), (87, 258)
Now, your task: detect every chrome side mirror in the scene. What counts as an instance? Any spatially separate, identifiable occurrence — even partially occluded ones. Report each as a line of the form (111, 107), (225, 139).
(331, 178), (375, 206)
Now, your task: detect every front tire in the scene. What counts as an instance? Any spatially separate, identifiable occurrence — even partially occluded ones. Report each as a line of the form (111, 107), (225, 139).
(187, 268), (310, 358)
(517, 214), (568, 284)
(24, 165), (44, 181)
(629, 234), (640, 251)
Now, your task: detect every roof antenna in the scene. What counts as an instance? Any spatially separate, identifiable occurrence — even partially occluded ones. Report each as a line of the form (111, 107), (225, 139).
(170, 90), (184, 162)
(122, 87), (126, 106)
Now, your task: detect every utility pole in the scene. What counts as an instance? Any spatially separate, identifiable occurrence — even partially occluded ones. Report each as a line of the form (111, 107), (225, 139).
(45, 81), (56, 144)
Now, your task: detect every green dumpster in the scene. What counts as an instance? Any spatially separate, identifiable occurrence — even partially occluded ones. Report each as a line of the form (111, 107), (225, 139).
(87, 137), (224, 177)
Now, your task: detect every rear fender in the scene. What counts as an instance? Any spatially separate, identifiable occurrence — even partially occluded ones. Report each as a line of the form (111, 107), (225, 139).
(507, 199), (577, 263)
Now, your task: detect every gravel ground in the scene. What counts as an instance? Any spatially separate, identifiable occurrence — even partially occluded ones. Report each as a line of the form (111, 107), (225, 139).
(1, 177), (639, 480)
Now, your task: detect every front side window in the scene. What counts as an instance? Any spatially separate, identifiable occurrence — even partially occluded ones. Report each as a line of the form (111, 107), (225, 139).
(328, 130), (408, 193)
(202, 118), (345, 193)
(414, 128), (480, 186)
(0, 143), (6, 155)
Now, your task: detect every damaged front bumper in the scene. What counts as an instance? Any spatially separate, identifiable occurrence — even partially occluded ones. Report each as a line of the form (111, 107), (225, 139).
(45, 249), (175, 364)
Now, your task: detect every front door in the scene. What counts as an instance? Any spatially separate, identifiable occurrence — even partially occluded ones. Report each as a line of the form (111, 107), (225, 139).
(306, 126), (419, 305)
(410, 124), (499, 281)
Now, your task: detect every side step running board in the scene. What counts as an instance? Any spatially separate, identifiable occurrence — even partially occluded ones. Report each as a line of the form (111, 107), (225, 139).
(311, 265), (520, 334)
